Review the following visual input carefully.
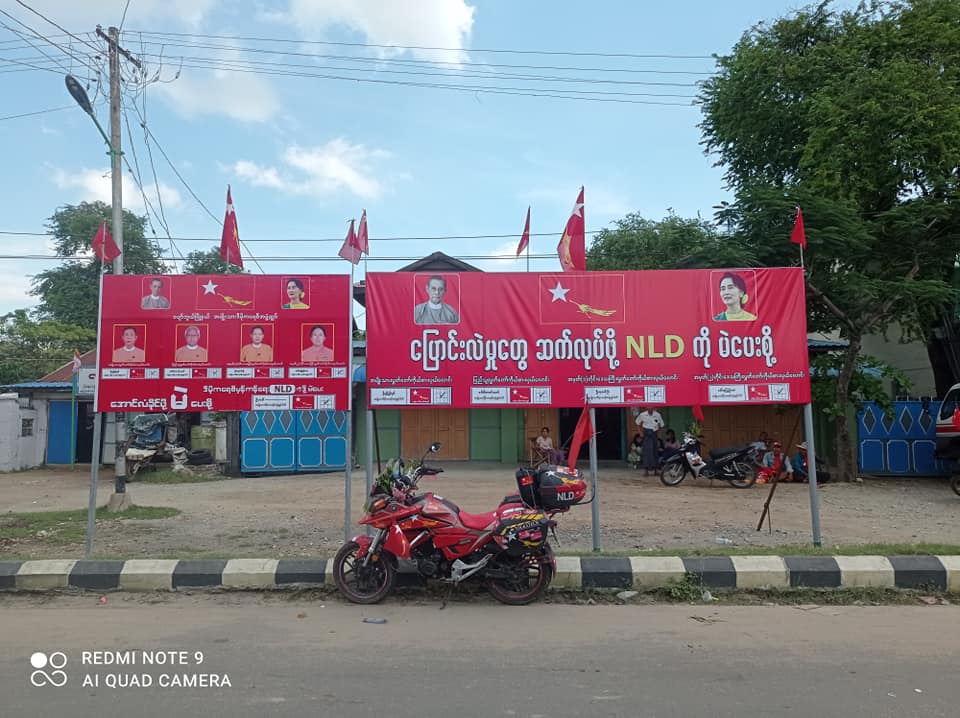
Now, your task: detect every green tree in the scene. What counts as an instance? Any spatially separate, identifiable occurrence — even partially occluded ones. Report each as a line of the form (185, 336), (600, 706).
(0, 310), (96, 385)
(183, 247), (245, 274)
(587, 212), (752, 270)
(699, 0), (960, 480)
(30, 202), (166, 330)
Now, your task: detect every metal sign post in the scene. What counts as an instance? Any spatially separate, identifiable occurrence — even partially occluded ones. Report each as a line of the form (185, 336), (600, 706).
(803, 403), (823, 546)
(589, 406), (601, 552)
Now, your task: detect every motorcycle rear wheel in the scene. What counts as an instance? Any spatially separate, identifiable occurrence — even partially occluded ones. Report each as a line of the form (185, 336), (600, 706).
(486, 553), (553, 605)
(951, 475), (960, 497)
(659, 461), (686, 486)
(333, 540), (396, 604)
(730, 462), (758, 489)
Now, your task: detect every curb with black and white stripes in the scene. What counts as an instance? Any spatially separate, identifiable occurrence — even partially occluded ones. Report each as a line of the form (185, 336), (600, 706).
(1, 555), (959, 593)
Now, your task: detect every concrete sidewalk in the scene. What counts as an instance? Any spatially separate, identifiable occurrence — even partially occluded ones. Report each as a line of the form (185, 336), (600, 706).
(2, 555), (958, 593)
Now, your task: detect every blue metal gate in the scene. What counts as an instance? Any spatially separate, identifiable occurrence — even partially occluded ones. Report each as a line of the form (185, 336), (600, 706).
(46, 400), (73, 464)
(240, 410), (349, 473)
(857, 400), (951, 476)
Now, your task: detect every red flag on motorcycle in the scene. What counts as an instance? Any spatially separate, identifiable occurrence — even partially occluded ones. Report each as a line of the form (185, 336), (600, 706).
(567, 403), (593, 472)
(692, 405), (705, 424)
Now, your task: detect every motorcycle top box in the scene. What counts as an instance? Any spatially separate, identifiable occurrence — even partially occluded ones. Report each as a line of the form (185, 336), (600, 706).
(515, 466), (587, 511)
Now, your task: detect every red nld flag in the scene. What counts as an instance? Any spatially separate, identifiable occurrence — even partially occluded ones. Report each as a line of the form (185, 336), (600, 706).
(790, 206), (806, 249)
(92, 222), (120, 263)
(356, 210), (369, 255)
(567, 403), (594, 472)
(516, 206), (531, 256)
(557, 186), (585, 271)
(338, 219), (362, 265)
(410, 388), (432, 404)
(220, 186), (243, 269)
(692, 405), (705, 423)
(510, 387), (531, 403)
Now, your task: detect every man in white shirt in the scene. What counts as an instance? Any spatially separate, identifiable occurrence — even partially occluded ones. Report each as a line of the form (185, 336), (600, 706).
(635, 407), (664, 475)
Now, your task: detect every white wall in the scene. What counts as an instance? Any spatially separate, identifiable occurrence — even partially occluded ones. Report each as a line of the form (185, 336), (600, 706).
(0, 394), (19, 471)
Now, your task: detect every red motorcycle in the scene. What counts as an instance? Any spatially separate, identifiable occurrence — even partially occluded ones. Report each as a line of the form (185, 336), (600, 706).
(333, 442), (587, 605)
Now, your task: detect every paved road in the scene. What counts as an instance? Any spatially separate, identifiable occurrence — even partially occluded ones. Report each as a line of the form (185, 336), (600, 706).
(1, 593), (957, 717)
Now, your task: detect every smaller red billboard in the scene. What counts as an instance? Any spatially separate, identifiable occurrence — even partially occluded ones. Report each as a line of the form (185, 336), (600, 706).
(96, 274), (352, 412)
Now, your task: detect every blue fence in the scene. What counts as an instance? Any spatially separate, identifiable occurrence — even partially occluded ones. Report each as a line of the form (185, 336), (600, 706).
(857, 400), (951, 476)
(240, 409), (348, 474)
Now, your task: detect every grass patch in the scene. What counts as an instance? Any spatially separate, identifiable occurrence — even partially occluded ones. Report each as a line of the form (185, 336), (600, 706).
(558, 543), (960, 558)
(0, 506), (181, 546)
(133, 469), (223, 484)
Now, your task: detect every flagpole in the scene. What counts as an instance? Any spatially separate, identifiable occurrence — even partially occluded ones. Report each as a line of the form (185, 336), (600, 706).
(70, 371), (77, 467)
(85, 260), (107, 558)
(800, 245), (805, 269)
(526, 238), (530, 273)
(344, 259), (354, 543)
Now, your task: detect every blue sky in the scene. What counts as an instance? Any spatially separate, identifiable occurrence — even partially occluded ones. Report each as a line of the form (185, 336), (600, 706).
(0, 0), (843, 323)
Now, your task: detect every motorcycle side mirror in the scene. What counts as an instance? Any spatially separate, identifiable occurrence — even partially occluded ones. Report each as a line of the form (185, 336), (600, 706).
(429, 442), (441, 454)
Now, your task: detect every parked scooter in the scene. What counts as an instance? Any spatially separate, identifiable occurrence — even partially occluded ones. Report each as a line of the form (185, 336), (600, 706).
(659, 433), (758, 488)
(124, 413), (189, 478)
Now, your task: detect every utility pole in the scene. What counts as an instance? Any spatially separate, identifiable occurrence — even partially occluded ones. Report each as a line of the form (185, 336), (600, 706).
(96, 25), (141, 510)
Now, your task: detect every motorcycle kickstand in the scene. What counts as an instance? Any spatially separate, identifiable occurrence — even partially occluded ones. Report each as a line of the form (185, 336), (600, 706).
(439, 581), (456, 610)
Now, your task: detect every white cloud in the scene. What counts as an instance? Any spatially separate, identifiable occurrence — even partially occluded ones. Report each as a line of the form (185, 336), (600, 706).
(278, 0), (475, 64)
(50, 165), (182, 213)
(155, 47), (281, 123)
(230, 139), (391, 200)
(13, 0), (216, 29)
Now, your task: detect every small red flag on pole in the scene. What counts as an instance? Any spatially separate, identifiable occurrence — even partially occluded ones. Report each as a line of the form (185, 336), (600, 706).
(356, 209), (369, 255)
(516, 206), (530, 256)
(219, 186), (244, 269)
(692, 405), (705, 424)
(790, 206), (807, 249)
(338, 219), (362, 265)
(567, 402), (594, 472)
(91, 222), (120, 264)
(557, 187), (586, 271)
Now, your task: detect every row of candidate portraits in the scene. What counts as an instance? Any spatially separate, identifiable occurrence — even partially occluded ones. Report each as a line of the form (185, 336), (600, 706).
(138, 271), (759, 325)
(140, 277), (315, 310)
(410, 272), (761, 324)
(110, 323), (335, 364)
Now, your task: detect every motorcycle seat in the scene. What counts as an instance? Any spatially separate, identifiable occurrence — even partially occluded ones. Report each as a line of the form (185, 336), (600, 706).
(458, 509), (498, 530)
(709, 444), (751, 459)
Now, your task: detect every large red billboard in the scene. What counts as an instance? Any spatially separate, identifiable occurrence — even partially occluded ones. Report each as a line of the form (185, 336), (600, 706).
(96, 274), (352, 412)
(366, 269), (811, 408)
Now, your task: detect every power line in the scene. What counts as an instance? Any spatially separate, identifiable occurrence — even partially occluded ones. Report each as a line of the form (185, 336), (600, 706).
(0, 253), (569, 262)
(155, 60), (695, 105)
(13, 0), (103, 55)
(0, 229), (607, 242)
(119, 0), (132, 32)
(125, 28), (715, 60)
(123, 36), (715, 78)
(0, 8), (102, 76)
(0, 104), (73, 121)
(142, 51), (700, 92)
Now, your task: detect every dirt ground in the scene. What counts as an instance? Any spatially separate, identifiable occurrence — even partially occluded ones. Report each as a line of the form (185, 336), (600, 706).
(2, 463), (959, 559)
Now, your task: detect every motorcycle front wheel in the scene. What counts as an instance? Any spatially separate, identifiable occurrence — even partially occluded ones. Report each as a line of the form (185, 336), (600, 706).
(333, 540), (396, 604)
(730, 462), (758, 489)
(486, 552), (553, 605)
(659, 461), (686, 486)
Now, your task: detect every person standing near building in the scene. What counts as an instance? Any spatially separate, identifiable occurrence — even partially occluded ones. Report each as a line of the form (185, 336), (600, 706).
(635, 406), (664, 476)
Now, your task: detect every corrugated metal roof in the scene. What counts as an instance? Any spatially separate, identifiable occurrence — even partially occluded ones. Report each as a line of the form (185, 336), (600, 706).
(2, 381), (73, 390)
(808, 339), (849, 349)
